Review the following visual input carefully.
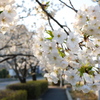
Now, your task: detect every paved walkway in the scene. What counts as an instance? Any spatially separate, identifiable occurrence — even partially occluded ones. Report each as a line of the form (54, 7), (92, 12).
(41, 86), (68, 100)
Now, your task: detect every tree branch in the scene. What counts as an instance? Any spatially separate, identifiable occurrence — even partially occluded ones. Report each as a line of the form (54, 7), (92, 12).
(62, 25), (71, 32)
(0, 56), (15, 63)
(36, 0), (69, 35)
(0, 53), (36, 58)
(59, 0), (77, 13)
(68, 0), (77, 11)
(48, 16), (54, 31)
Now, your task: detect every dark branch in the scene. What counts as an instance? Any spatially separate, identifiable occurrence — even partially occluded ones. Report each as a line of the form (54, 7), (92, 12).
(0, 53), (36, 58)
(0, 43), (22, 51)
(0, 56), (15, 63)
(78, 41), (86, 50)
(36, 0), (69, 35)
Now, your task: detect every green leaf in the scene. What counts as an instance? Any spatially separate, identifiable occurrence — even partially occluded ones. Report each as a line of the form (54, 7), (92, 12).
(60, 52), (65, 58)
(95, 44), (99, 48)
(46, 1), (50, 5)
(57, 47), (65, 58)
(78, 64), (94, 77)
(88, 71), (94, 75)
(46, 30), (54, 38)
(0, 11), (3, 13)
(88, 66), (93, 70)
(78, 66), (85, 77)
(42, 1), (50, 10)
(45, 37), (53, 40)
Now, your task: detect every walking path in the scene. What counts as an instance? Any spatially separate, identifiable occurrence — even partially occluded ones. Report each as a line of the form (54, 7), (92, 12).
(41, 86), (68, 100)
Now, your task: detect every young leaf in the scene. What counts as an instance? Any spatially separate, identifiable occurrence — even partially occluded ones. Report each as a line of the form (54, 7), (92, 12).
(46, 30), (54, 38)
(0, 11), (3, 14)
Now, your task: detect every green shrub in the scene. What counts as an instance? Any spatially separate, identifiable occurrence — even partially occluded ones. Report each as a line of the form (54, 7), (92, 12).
(7, 82), (41, 99)
(0, 68), (9, 78)
(27, 80), (48, 96)
(0, 90), (27, 100)
(37, 80), (48, 93)
(7, 79), (48, 99)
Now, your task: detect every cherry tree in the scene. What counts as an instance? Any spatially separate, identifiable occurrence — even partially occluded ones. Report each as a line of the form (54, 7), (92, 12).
(31, 0), (100, 93)
(0, 24), (39, 83)
(0, 0), (39, 83)
(0, 0), (100, 93)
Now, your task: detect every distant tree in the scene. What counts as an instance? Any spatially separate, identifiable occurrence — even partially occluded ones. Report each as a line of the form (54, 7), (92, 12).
(0, 25), (38, 83)
(0, 68), (9, 78)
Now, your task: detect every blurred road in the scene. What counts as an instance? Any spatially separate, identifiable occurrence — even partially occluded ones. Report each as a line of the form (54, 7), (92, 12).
(41, 86), (68, 100)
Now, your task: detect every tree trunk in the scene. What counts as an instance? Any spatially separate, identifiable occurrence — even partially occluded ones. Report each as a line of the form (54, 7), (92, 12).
(14, 58), (27, 83)
(20, 78), (26, 83)
(32, 74), (36, 81)
(31, 66), (37, 81)
(14, 69), (27, 83)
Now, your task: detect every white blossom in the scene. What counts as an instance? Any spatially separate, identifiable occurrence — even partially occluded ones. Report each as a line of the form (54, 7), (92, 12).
(53, 28), (67, 44)
(64, 69), (80, 85)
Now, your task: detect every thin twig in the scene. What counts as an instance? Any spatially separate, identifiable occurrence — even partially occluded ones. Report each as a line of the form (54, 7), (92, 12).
(48, 16), (54, 31)
(59, 0), (77, 13)
(78, 41), (86, 50)
(62, 25), (71, 32)
(68, 0), (76, 10)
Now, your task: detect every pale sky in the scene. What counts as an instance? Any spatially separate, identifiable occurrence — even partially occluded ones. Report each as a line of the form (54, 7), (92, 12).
(16, 0), (97, 31)
(53, 0), (97, 31)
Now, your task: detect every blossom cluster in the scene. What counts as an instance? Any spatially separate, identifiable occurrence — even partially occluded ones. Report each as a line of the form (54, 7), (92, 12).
(33, 4), (100, 93)
(0, 0), (17, 34)
(92, 0), (100, 4)
(73, 5), (100, 38)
